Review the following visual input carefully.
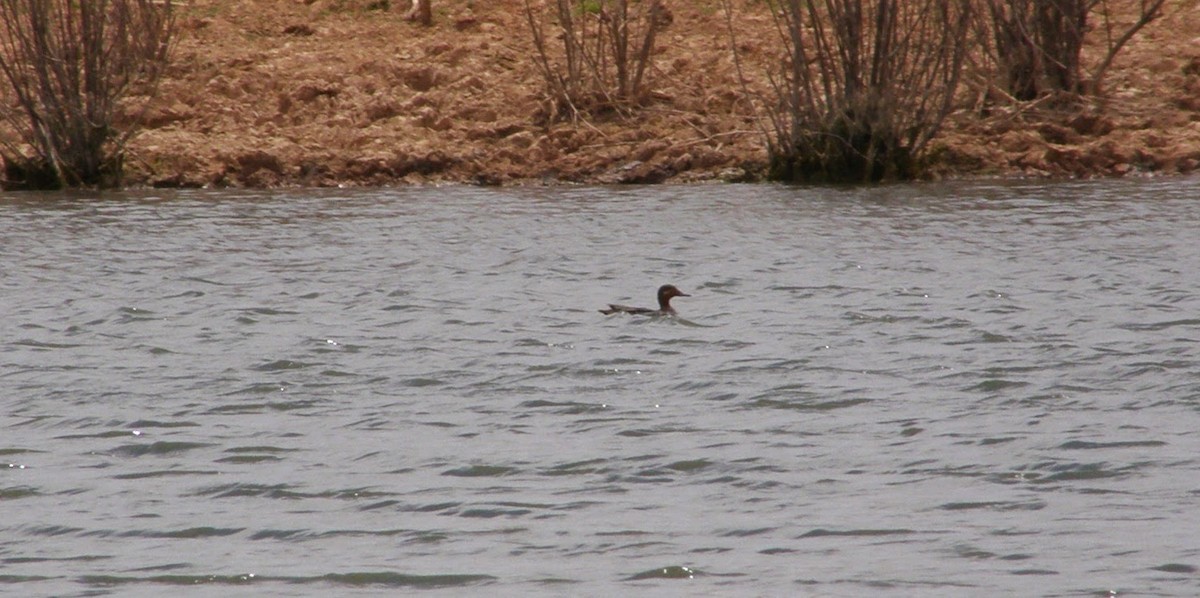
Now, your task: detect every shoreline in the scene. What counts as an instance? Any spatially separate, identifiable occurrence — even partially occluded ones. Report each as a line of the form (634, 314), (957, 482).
(109, 1), (1200, 188)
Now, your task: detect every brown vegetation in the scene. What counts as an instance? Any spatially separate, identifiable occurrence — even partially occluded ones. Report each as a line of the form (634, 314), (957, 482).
(756, 0), (972, 182)
(0, 0), (174, 189)
(4, 0), (1199, 188)
(524, 0), (665, 121)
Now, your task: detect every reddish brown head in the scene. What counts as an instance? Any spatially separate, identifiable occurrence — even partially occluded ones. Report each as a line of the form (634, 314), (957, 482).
(657, 284), (690, 311)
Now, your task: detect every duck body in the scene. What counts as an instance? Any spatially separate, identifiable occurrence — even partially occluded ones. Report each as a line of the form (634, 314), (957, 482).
(600, 284), (690, 316)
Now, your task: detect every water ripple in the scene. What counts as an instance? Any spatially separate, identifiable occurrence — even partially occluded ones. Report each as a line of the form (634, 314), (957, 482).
(3, 180), (1199, 596)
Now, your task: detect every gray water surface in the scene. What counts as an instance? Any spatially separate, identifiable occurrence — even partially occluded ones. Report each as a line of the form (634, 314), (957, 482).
(2, 180), (1199, 596)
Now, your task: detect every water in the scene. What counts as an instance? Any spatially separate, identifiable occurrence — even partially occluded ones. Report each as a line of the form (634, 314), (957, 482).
(2, 179), (1199, 597)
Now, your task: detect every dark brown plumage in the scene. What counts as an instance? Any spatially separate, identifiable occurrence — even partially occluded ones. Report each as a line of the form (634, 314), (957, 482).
(600, 284), (690, 316)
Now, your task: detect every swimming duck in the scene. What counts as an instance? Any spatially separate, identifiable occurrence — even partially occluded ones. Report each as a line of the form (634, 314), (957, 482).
(599, 284), (690, 316)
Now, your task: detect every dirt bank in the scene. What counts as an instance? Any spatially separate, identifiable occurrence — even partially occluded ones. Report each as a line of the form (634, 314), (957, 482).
(123, 0), (1200, 187)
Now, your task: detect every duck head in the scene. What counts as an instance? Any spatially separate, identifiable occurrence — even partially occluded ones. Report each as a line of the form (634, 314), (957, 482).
(657, 284), (690, 310)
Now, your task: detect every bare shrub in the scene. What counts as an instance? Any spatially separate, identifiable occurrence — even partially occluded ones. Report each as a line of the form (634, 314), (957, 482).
(979, 0), (1166, 102)
(523, 0), (664, 121)
(750, 0), (971, 182)
(0, 0), (175, 189)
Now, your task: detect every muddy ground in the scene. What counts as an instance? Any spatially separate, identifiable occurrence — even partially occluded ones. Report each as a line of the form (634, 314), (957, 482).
(119, 0), (1200, 187)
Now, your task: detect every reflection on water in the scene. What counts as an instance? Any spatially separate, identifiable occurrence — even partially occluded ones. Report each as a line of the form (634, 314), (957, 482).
(2, 178), (1200, 596)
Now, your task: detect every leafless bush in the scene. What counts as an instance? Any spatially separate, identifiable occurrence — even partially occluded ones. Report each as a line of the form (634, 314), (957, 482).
(523, 0), (663, 121)
(750, 0), (971, 182)
(978, 0), (1166, 102)
(0, 0), (175, 189)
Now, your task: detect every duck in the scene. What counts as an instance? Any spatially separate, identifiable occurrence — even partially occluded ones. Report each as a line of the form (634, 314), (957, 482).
(600, 284), (690, 316)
